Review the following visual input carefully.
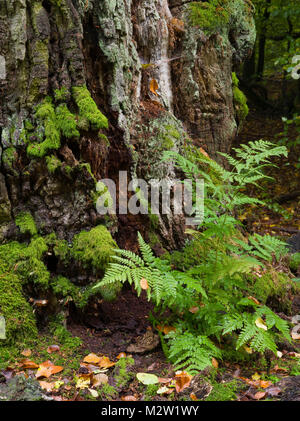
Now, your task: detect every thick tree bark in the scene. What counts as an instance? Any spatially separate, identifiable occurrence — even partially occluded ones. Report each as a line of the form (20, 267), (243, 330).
(0, 0), (256, 250)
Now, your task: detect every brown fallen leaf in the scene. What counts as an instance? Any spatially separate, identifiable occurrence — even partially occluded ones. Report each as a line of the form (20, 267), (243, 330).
(266, 386), (281, 397)
(189, 306), (199, 314)
(47, 345), (60, 354)
(39, 381), (55, 392)
(91, 373), (109, 387)
(158, 377), (172, 384)
(175, 371), (193, 393)
(21, 349), (31, 357)
(254, 391), (267, 400)
(121, 395), (138, 401)
(190, 393), (198, 401)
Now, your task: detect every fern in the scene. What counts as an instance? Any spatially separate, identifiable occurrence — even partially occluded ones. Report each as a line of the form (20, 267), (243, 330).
(166, 330), (222, 375)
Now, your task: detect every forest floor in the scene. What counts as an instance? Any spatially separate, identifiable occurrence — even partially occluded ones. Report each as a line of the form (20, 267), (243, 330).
(1, 109), (300, 402)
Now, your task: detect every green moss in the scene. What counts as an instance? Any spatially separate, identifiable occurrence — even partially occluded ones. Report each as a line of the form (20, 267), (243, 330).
(53, 238), (71, 263)
(0, 248), (37, 345)
(70, 225), (117, 271)
(99, 384), (117, 400)
(72, 86), (108, 130)
(51, 275), (91, 308)
(169, 239), (206, 271)
(56, 103), (80, 139)
(248, 269), (298, 314)
(27, 98), (60, 158)
(2, 147), (17, 169)
(46, 155), (62, 174)
(232, 73), (249, 123)
(145, 384), (160, 400)
(54, 86), (68, 103)
(206, 379), (239, 401)
(49, 317), (82, 351)
(15, 211), (38, 236)
(188, 1), (230, 34)
(290, 253), (300, 272)
(113, 357), (135, 388)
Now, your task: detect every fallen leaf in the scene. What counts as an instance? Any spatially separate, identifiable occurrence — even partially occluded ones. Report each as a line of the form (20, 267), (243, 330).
(54, 380), (64, 389)
(276, 351), (283, 358)
(175, 371), (193, 393)
(88, 388), (99, 398)
(247, 296), (260, 305)
(98, 356), (115, 369)
(266, 386), (281, 397)
(190, 393), (198, 401)
(255, 317), (268, 331)
(47, 345), (60, 354)
(83, 353), (102, 364)
(199, 147), (209, 158)
(121, 395), (138, 401)
(140, 278), (149, 290)
(39, 381), (55, 392)
(136, 373), (159, 385)
(149, 79), (159, 96)
(21, 349), (31, 357)
(156, 325), (176, 334)
(260, 380), (272, 389)
(91, 373), (108, 387)
(157, 386), (171, 395)
(254, 391), (266, 400)
(36, 361), (63, 379)
(212, 357), (218, 368)
(251, 372), (261, 381)
(273, 365), (288, 373)
(19, 359), (39, 369)
(117, 353), (126, 359)
(158, 377), (172, 384)
(189, 306), (199, 314)
(75, 375), (91, 389)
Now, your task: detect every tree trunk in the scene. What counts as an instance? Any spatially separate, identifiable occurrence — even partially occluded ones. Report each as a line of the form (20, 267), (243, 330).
(0, 0), (256, 251)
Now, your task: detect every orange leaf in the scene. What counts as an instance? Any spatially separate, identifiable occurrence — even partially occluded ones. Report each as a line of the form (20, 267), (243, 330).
(83, 353), (102, 364)
(140, 278), (149, 290)
(117, 352), (127, 359)
(98, 356), (115, 368)
(199, 147), (209, 158)
(247, 296), (260, 305)
(260, 380), (272, 389)
(156, 325), (176, 335)
(47, 345), (60, 354)
(21, 349), (32, 357)
(36, 361), (63, 379)
(149, 79), (159, 96)
(212, 357), (219, 368)
(175, 371), (193, 393)
(190, 393), (198, 401)
(19, 359), (39, 369)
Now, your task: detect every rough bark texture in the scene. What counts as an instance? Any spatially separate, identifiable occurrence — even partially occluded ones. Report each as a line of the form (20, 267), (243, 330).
(0, 0), (255, 250)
